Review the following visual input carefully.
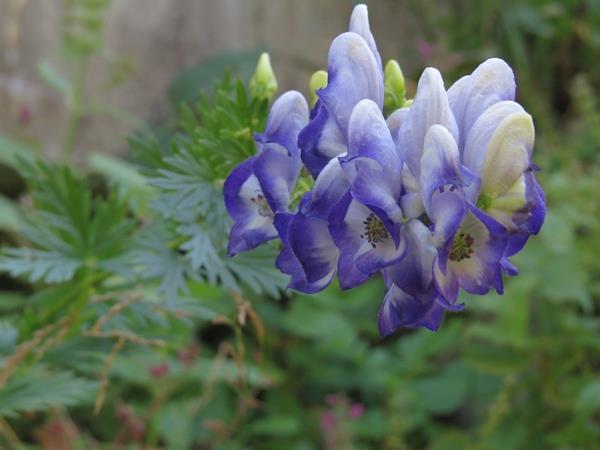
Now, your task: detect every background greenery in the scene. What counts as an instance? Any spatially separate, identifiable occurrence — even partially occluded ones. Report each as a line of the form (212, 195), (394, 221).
(0, 0), (599, 449)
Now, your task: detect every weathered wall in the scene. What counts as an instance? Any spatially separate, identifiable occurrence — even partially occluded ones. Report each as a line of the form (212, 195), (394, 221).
(0, 0), (421, 160)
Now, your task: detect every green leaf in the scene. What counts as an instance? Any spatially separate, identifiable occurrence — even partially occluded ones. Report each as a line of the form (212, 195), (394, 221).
(0, 195), (22, 231)
(0, 160), (135, 284)
(577, 381), (600, 415)
(0, 365), (97, 418)
(0, 248), (82, 283)
(154, 400), (196, 450)
(0, 134), (37, 169)
(249, 415), (302, 437)
(410, 362), (471, 414)
(88, 152), (152, 216)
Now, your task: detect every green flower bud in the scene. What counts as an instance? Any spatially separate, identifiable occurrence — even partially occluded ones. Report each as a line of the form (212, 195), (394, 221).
(250, 53), (278, 100)
(309, 70), (328, 108)
(384, 59), (406, 114)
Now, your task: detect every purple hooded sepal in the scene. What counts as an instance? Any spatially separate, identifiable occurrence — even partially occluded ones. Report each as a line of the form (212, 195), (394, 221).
(505, 171), (546, 257)
(299, 32), (384, 178)
(340, 99), (404, 224)
(328, 192), (405, 290)
(433, 207), (507, 305)
(253, 143), (301, 213)
(378, 284), (449, 336)
(224, 158), (278, 256)
(254, 90), (309, 156)
(274, 206), (339, 294)
(225, 91), (310, 256)
(298, 101), (346, 178)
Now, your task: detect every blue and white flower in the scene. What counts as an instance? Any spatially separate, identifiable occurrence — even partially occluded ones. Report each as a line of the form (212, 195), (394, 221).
(329, 99), (405, 289)
(299, 5), (384, 177)
(224, 90), (309, 256)
(223, 4), (546, 336)
(275, 158), (349, 293)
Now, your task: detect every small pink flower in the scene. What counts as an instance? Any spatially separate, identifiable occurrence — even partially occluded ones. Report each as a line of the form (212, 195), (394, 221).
(349, 403), (365, 419)
(321, 410), (337, 431)
(417, 40), (434, 60)
(148, 363), (169, 379)
(18, 104), (31, 125)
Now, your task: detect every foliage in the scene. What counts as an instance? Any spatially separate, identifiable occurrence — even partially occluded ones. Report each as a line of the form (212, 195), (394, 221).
(0, 1), (599, 449)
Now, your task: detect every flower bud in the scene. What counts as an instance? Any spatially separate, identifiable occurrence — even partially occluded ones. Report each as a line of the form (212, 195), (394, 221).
(249, 53), (278, 100)
(384, 59), (406, 113)
(309, 70), (328, 107)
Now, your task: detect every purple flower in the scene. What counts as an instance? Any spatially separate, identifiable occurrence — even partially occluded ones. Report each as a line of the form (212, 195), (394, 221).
(274, 158), (348, 293)
(299, 5), (384, 177)
(328, 99), (405, 289)
(449, 59), (546, 258)
(224, 91), (309, 256)
(415, 105), (507, 305)
(379, 220), (456, 335)
(222, 3), (546, 337)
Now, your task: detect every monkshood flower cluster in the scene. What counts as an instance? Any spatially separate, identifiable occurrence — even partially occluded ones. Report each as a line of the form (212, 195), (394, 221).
(224, 4), (546, 337)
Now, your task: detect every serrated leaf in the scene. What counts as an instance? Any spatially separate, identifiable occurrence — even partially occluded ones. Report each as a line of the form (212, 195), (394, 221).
(0, 248), (82, 283)
(0, 365), (97, 418)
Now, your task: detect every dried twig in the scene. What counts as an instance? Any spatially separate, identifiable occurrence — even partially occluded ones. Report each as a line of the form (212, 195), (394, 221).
(0, 317), (69, 389)
(90, 294), (142, 334)
(94, 337), (126, 415)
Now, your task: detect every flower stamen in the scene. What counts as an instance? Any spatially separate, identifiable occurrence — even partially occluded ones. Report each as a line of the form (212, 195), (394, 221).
(250, 192), (273, 218)
(360, 213), (388, 248)
(449, 232), (474, 261)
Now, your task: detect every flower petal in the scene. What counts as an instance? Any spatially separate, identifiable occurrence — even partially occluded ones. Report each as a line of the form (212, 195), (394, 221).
(505, 171), (546, 256)
(419, 124), (476, 215)
(224, 159), (277, 255)
(345, 99), (401, 168)
(348, 4), (383, 72)
(429, 189), (468, 252)
(448, 58), (516, 151)
(253, 143), (300, 213)
(378, 284), (446, 336)
(399, 68), (458, 179)
(329, 194), (405, 284)
(318, 31), (384, 136)
(348, 159), (403, 223)
(462, 100), (525, 178)
(434, 209), (506, 303)
(384, 219), (436, 296)
(274, 211), (338, 293)
(299, 32), (383, 177)
(305, 156), (351, 219)
(299, 101), (347, 177)
(288, 213), (339, 283)
(256, 90), (309, 156)
(480, 111), (534, 199)
(386, 106), (410, 145)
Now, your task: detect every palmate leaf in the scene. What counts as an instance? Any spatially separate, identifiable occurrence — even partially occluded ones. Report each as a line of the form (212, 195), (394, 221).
(225, 246), (289, 297)
(131, 72), (283, 298)
(150, 149), (224, 225)
(132, 224), (194, 300)
(0, 248), (81, 283)
(0, 364), (97, 418)
(177, 74), (268, 181)
(0, 160), (135, 284)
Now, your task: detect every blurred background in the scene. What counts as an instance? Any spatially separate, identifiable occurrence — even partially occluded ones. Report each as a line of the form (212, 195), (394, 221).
(1, 0), (599, 449)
